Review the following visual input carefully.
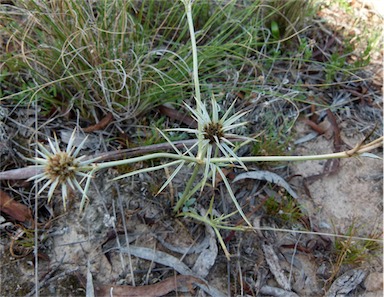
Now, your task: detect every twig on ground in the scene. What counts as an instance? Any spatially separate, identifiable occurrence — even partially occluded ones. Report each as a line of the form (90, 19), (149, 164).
(114, 245), (227, 297)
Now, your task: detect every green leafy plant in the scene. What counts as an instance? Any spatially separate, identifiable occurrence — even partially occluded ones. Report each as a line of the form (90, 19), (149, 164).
(180, 195), (246, 260)
(26, 129), (98, 211)
(262, 0), (316, 39)
(264, 195), (304, 224)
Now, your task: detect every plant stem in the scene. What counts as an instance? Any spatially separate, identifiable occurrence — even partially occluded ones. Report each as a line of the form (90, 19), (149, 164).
(209, 139), (383, 163)
(95, 152), (199, 169)
(184, 0), (201, 108)
(183, 0), (204, 158)
(174, 163), (201, 212)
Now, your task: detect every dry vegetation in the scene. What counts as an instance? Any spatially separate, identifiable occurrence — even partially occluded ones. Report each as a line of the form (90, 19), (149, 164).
(0, 0), (382, 296)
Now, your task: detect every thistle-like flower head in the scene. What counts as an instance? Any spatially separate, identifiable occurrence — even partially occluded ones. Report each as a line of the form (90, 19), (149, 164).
(165, 95), (253, 191)
(171, 95), (251, 166)
(27, 129), (96, 211)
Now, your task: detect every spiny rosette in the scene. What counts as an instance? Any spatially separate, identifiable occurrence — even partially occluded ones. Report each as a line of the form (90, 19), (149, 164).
(203, 121), (225, 144)
(163, 95), (255, 185)
(27, 129), (97, 211)
(169, 96), (251, 163)
(45, 152), (79, 183)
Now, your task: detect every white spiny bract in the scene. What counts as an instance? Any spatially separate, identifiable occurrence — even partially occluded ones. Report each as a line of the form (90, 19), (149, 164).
(170, 97), (250, 161)
(166, 96), (251, 188)
(27, 129), (95, 210)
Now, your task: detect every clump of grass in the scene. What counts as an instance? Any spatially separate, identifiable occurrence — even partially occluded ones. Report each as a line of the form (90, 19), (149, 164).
(261, 0), (317, 39)
(252, 134), (288, 157)
(264, 195), (304, 224)
(251, 118), (293, 169)
(1, 0), (320, 121)
(326, 224), (382, 289)
(0, 1), (191, 119)
(333, 225), (382, 266)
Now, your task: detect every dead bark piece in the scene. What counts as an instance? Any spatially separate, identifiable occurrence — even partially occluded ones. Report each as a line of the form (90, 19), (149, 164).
(158, 105), (197, 128)
(259, 285), (300, 297)
(86, 261), (95, 297)
(0, 190), (33, 225)
(0, 167), (43, 180)
(83, 112), (114, 132)
(261, 243), (291, 291)
(326, 110), (342, 151)
(94, 275), (201, 297)
(303, 118), (327, 135)
(325, 269), (367, 297)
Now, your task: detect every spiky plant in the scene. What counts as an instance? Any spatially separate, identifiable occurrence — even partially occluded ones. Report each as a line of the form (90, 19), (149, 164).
(27, 129), (97, 210)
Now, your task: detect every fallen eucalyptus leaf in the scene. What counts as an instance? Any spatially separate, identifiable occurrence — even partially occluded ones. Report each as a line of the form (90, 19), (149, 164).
(294, 132), (318, 145)
(116, 245), (226, 297)
(86, 260), (95, 297)
(154, 233), (210, 255)
(94, 275), (202, 297)
(259, 285), (300, 297)
(233, 170), (298, 198)
(359, 152), (382, 159)
(262, 243), (291, 291)
(192, 216), (218, 278)
(0, 190), (33, 226)
(83, 112), (114, 133)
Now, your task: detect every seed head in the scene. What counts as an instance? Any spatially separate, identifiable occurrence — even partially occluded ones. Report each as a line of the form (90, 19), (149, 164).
(45, 152), (78, 183)
(27, 129), (95, 211)
(203, 122), (224, 144)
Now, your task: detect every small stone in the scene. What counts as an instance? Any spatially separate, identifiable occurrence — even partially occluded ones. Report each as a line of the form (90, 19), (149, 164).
(364, 272), (383, 292)
(0, 106), (8, 121)
(363, 293), (384, 297)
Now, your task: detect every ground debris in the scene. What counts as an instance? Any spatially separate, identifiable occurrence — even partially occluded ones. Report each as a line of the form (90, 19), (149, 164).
(191, 221), (218, 278)
(83, 112), (114, 132)
(0, 189), (33, 226)
(116, 245), (226, 297)
(325, 269), (367, 297)
(261, 242), (291, 291)
(94, 275), (202, 297)
(234, 170), (298, 199)
(154, 232), (210, 255)
(259, 285), (300, 297)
